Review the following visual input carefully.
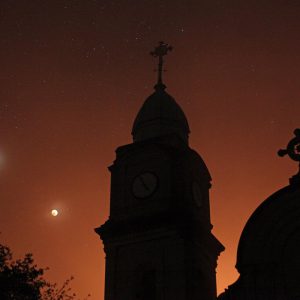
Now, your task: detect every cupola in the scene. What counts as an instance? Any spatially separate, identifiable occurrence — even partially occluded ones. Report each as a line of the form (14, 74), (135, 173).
(131, 42), (190, 144)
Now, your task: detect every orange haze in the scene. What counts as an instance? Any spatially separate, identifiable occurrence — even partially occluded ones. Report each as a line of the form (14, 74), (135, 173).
(1, 1), (300, 299)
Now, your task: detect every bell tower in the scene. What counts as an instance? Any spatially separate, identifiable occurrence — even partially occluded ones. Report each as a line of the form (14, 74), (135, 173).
(95, 42), (224, 300)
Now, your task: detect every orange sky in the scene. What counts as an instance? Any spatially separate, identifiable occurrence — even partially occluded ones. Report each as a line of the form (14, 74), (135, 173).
(1, 1), (300, 299)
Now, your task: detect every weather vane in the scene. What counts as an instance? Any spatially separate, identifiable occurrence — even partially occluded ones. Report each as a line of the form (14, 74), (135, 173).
(150, 41), (173, 89)
(278, 128), (300, 184)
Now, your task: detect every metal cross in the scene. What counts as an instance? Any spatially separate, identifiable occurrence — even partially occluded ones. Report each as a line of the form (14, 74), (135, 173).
(150, 41), (173, 87)
(278, 129), (300, 162)
(278, 128), (300, 184)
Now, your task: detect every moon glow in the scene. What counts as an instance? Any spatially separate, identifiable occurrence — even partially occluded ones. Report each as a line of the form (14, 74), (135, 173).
(0, 152), (5, 170)
(51, 209), (58, 217)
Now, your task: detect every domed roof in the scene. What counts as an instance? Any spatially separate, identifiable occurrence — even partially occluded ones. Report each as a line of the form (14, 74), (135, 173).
(219, 131), (300, 299)
(132, 85), (190, 143)
(218, 182), (300, 299)
(236, 183), (300, 272)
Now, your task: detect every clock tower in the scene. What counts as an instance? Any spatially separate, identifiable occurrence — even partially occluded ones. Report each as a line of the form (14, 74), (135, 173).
(95, 42), (224, 300)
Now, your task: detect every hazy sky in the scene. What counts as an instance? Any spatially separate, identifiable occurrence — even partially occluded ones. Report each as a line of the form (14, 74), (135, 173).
(1, 1), (300, 299)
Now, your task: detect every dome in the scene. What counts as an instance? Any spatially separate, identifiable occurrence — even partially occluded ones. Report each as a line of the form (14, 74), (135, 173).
(236, 183), (300, 271)
(218, 182), (300, 299)
(218, 130), (300, 300)
(132, 86), (190, 143)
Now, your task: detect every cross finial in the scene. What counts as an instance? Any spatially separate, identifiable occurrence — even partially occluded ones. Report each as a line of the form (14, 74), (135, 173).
(278, 128), (300, 185)
(150, 41), (173, 90)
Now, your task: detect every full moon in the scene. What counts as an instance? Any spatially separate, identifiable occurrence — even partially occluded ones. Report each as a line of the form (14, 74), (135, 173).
(51, 209), (58, 217)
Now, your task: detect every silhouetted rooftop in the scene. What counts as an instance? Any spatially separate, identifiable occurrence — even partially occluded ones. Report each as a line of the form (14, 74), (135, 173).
(236, 183), (300, 272)
(132, 86), (190, 143)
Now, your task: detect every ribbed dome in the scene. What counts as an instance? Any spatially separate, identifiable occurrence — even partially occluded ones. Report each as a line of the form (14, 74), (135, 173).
(132, 87), (190, 143)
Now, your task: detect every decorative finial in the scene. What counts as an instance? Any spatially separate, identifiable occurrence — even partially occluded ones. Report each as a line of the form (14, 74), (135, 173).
(278, 128), (300, 185)
(150, 41), (173, 91)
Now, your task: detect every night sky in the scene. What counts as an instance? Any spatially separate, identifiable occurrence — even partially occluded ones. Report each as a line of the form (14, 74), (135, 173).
(1, 1), (300, 299)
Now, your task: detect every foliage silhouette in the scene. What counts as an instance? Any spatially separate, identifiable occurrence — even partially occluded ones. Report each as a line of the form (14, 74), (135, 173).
(0, 243), (90, 300)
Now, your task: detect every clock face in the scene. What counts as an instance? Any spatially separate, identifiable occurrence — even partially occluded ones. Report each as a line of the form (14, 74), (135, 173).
(132, 172), (158, 199)
(192, 181), (203, 207)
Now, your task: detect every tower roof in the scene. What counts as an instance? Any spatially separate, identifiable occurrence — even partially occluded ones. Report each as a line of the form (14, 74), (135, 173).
(131, 42), (190, 144)
(132, 87), (190, 143)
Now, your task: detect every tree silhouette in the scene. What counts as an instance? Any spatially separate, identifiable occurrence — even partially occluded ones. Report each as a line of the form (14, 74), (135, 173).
(0, 243), (90, 300)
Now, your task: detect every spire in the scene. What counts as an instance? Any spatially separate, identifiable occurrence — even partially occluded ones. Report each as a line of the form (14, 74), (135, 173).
(278, 128), (300, 185)
(150, 41), (173, 91)
(132, 42), (190, 144)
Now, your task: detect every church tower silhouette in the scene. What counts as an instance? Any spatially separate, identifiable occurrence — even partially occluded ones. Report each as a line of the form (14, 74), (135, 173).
(95, 42), (224, 300)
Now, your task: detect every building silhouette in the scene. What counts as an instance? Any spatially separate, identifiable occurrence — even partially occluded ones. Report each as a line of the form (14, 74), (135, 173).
(219, 129), (300, 300)
(95, 42), (224, 300)
(95, 43), (300, 300)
